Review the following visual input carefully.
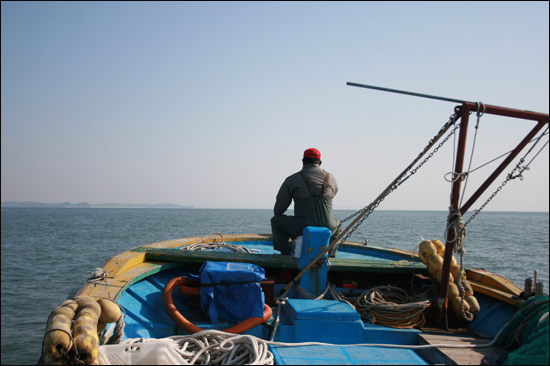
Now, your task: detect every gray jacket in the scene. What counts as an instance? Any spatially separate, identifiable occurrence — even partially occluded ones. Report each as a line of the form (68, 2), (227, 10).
(274, 164), (338, 216)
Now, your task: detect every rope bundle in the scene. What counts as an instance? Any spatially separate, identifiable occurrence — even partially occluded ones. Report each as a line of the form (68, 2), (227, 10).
(108, 330), (274, 365)
(182, 233), (256, 254)
(353, 286), (430, 328)
(283, 283), (429, 329)
(101, 324), (508, 365)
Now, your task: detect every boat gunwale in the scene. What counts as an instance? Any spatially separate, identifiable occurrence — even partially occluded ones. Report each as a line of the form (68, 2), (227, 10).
(73, 235), (522, 309)
(75, 235), (431, 301)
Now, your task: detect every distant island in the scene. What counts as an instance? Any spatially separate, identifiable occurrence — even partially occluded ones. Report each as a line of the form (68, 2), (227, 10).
(1, 201), (194, 209)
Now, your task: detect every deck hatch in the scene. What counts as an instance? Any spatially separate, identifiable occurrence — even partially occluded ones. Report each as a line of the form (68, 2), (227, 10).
(285, 299), (360, 322)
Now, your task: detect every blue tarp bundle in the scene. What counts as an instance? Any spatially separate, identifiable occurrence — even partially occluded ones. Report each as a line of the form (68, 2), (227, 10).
(198, 262), (266, 323)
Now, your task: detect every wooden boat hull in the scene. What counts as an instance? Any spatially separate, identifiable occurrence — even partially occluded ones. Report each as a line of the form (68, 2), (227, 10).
(49, 234), (538, 365)
(74, 234), (523, 309)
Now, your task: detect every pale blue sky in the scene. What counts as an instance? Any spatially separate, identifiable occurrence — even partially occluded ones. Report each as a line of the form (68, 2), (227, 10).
(2, 1), (548, 211)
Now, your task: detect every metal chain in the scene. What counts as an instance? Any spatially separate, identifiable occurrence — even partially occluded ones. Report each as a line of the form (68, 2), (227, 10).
(341, 113), (460, 224)
(446, 209), (473, 321)
(463, 158), (523, 227)
(445, 129), (549, 182)
(456, 250), (474, 321)
(339, 113), (461, 244)
(407, 120), (461, 177)
(339, 191), (391, 244)
(464, 126), (549, 227)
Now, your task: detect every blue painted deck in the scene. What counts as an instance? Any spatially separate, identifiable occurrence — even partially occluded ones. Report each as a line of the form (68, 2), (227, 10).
(115, 239), (518, 365)
(173, 240), (409, 262)
(118, 264), (430, 364)
(270, 345), (428, 365)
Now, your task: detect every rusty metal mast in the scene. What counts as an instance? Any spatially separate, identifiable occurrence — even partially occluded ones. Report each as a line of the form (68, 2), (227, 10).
(348, 82), (549, 327)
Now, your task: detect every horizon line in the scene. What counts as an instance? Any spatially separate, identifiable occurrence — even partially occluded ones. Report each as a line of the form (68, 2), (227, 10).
(1, 201), (548, 213)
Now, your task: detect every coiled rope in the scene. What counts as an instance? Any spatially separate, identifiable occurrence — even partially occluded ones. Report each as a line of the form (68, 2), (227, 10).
(353, 285), (431, 328)
(182, 233), (257, 253)
(275, 283), (428, 334)
(87, 268), (109, 283)
(294, 282), (332, 300)
(99, 330), (274, 365)
(104, 314), (126, 345)
(445, 211), (474, 321)
(98, 321), (512, 365)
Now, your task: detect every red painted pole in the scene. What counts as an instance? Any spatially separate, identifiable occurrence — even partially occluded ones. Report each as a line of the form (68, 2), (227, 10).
(460, 121), (548, 215)
(464, 103), (549, 123)
(438, 105), (470, 328)
(438, 102), (548, 329)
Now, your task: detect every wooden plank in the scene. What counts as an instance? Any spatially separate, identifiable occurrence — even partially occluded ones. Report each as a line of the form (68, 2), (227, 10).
(143, 234), (272, 248)
(417, 333), (499, 365)
(468, 280), (523, 308)
(138, 247), (431, 273)
(329, 257), (429, 273)
(137, 247), (299, 269)
(467, 269), (523, 295)
(342, 242), (424, 261)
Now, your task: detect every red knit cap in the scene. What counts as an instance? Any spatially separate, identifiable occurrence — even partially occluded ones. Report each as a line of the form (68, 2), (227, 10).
(303, 148), (321, 159)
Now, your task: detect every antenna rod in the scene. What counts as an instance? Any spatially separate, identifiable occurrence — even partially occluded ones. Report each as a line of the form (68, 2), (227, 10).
(347, 82), (473, 104)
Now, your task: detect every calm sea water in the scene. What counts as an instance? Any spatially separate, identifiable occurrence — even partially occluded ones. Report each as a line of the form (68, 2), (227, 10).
(1, 208), (548, 365)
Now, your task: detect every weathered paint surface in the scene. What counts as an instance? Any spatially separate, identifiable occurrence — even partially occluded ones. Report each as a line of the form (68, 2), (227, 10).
(74, 235), (521, 309)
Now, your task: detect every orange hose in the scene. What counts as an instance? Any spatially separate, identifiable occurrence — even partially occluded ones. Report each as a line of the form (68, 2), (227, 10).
(178, 277), (200, 297)
(163, 276), (272, 334)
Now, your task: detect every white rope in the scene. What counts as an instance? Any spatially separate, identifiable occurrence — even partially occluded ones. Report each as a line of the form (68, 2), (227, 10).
(443, 211), (474, 321)
(456, 252), (475, 322)
(445, 211), (466, 254)
(116, 330), (274, 365)
(329, 286), (358, 311)
(104, 315), (126, 345)
(294, 282), (332, 300)
(100, 280), (514, 363)
(458, 101), (484, 209)
(182, 233), (256, 253)
(106, 323), (510, 366)
(87, 267), (109, 283)
(268, 298), (287, 342)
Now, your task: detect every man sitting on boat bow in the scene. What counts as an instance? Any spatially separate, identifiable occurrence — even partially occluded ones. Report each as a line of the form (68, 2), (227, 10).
(271, 148), (342, 256)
